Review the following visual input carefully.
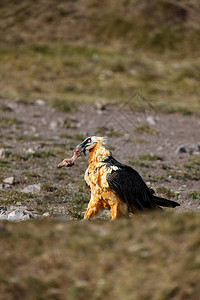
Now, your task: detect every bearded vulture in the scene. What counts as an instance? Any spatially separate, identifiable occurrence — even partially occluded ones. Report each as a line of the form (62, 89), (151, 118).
(58, 136), (180, 220)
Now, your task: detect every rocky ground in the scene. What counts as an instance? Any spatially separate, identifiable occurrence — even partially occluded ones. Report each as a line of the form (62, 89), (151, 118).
(0, 98), (199, 221)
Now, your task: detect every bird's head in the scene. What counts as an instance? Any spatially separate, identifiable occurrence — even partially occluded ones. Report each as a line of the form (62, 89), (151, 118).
(76, 136), (106, 155)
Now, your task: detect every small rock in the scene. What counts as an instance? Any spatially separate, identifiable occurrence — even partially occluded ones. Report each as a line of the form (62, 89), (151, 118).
(26, 148), (35, 154)
(30, 126), (36, 133)
(0, 206), (7, 212)
(140, 251), (149, 258)
(49, 121), (57, 130)
(22, 183), (41, 194)
(0, 206), (8, 220)
(3, 176), (15, 185)
(0, 148), (5, 158)
(7, 210), (34, 221)
(176, 146), (187, 154)
(35, 99), (45, 106)
(146, 116), (156, 126)
(43, 212), (50, 217)
(95, 101), (106, 111)
(0, 213), (8, 220)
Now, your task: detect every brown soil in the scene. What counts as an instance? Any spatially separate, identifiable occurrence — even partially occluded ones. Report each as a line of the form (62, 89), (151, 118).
(0, 98), (199, 217)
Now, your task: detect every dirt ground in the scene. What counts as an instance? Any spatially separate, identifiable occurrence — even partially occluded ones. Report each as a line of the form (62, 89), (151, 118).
(0, 98), (199, 218)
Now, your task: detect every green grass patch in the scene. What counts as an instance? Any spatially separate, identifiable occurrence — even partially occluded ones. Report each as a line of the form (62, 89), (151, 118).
(188, 190), (200, 200)
(161, 164), (171, 170)
(73, 134), (86, 142)
(41, 184), (58, 193)
(134, 124), (159, 135)
(156, 187), (177, 199)
(139, 154), (163, 161)
(17, 135), (42, 142)
(51, 99), (77, 112)
(95, 126), (124, 137)
(0, 190), (35, 206)
(129, 160), (153, 168)
(188, 155), (200, 165)
(0, 104), (12, 112)
(0, 117), (21, 128)
(69, 190), (89, 220)
(168, 171), (199, 181)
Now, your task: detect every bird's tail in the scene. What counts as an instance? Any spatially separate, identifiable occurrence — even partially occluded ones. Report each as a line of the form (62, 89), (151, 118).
(153, 196), (180, 208)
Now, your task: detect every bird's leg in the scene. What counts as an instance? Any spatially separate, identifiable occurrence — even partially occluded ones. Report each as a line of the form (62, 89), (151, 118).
(110, 203), (129, 220)
(84, 194), (102, 220)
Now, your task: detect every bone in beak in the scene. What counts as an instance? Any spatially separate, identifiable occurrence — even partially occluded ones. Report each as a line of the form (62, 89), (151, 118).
(57, 149), (81, 168)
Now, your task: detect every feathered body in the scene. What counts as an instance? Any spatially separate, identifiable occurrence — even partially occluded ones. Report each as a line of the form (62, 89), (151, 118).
(81, 137), (179, 220)
(84, 141), (129, 220)
(58, 136), (180, 220)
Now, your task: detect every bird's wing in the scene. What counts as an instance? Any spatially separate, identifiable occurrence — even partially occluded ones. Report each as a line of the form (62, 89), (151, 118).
(107, 167), (158, 212)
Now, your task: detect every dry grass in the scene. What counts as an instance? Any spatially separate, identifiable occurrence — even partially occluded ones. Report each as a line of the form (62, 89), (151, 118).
(0, 0), (199, 112)
(0, 212), (200, 300)
(0, 45), (199, 113)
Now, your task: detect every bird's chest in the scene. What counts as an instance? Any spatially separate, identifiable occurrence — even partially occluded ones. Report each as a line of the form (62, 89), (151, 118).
(85, 164), (110, 189)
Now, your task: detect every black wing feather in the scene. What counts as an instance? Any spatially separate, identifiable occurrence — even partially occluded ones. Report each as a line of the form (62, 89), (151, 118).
(105, 156), (179, 212)
(105, 156), (158, 212)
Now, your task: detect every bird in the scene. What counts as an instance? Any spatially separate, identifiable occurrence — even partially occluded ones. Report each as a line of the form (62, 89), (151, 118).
(58, 136), (180, 220)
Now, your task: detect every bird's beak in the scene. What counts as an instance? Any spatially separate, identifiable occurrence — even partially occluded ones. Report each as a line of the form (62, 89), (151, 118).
(76, 142), (86, 156)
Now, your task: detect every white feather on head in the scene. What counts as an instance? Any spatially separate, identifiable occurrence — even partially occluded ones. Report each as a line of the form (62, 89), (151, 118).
(91, 136), (107, 145)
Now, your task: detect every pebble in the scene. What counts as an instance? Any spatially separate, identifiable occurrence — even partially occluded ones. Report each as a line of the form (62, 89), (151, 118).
(26, 148), (35, 154)
(7, 210), (34, 221)
(0, 206), (8, 220)
(35, 99), (45, 106)
(176, 146), (187, 154)
(3, 176), (15, 185)
(146, 116), (156, 125)
(49, 121), (58, 130)
(0, 205), (43, 221)
(0, 148), (5, 158)
(43, 212), (50, 217)
(95, 101), (106, 114)
(22, 183), (41, 194)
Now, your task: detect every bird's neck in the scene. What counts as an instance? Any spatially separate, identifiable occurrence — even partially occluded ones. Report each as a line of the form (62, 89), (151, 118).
(88, 143), (110, 165)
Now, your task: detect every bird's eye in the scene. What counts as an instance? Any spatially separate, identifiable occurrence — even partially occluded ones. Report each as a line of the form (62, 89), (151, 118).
(87, 139), (91, 143)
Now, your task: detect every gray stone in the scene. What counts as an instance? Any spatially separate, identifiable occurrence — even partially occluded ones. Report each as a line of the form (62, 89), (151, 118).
(0, 148), (5, 158)
(7, 210), (34, 221)
(3, 176), (15, 185)
(0, 213), (8, 220)
(22, 183), (41, 194)
(49, 121), (57, 130)
(176, 146), (187, 154)
(35, 99), (45, 106)
(0, 206), (8, 220)
(26, 148), (35, 154)
(95, 101), (106, 112)
(42, 212), (50, 217)
(146, 116), (156, 125)
(0, 206), (7, 212)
